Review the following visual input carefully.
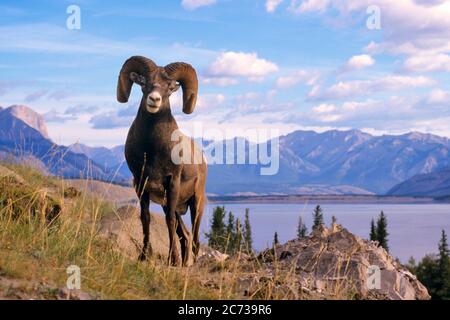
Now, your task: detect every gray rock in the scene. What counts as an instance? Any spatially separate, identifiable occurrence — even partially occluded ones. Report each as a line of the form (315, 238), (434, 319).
(255, 224), (430, 300)
(58, 288), (91, 300)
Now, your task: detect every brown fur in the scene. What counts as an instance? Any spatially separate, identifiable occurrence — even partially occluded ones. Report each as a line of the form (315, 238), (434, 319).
(117, 56), (207, 266)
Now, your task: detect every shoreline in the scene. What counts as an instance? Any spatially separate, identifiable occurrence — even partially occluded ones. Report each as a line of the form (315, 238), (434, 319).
(207, 194), (447, 204)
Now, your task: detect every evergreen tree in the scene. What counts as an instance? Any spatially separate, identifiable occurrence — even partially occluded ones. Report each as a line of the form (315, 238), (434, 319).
(273, 232), (279, 246)
(226, 211), (236, 252)
(243, 208), (253, 254)
(414, 230), (450, 300)
(234, 217), (243, 253)
(376, 211), (389, 252)
(205, 206), (226, 251)
(416, 254), (440, 298)
(312, 205), (324, 230)
(331, 215), (337, 225)
(369, 218), (377, 241)
(437, 230), (450, 299)
(405, 256), (417, 273)
(438, 229), (449, 273)
(297, 215), (308, 239)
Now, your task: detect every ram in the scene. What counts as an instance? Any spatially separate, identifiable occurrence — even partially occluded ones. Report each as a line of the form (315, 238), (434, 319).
(117, 56), (207, 266)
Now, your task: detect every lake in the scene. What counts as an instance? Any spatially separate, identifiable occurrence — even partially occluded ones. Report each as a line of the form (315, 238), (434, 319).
(150, 202), (450, 262)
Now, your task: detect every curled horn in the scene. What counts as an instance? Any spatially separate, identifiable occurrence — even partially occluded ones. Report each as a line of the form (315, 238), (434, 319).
(117, 56), (157, 103)
(164, 62), (198, 114)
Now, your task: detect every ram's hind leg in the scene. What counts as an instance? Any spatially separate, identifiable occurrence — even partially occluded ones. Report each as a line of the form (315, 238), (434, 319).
(138, 191), (152, 261)
(176, 213), (192, 267)
(190, 193), (205, 261)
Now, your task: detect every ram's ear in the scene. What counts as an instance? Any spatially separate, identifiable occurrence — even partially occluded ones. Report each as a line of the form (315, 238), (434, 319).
(130, 72), (147, 87)
(170, 82), (181, 94)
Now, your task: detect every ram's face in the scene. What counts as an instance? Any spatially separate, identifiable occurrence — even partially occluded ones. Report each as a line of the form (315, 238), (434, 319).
(130, 70), (180, 114)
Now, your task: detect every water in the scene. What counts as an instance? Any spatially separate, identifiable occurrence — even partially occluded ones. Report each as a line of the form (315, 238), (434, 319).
(151, 202), (450, 263)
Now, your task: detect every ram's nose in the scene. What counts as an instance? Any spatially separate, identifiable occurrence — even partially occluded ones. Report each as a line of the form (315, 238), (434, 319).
(148, 91), (162, 106)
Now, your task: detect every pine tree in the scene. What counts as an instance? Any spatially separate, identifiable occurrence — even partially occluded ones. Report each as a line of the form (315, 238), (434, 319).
(415, 254), (440, 298)
(415, 230), (450, 300)
(205, 206), (226, 251)
(437, 229), (450, 299)
(370, 218), (377, 241)
(376, 211), (389, 252)
(273, 232), (279, 246)
(312, 205), (324, 230)
(438, 230), (449, 272)
(226, 211), (236, 253)
(243, 208), (253, 254)
(331, 215), (337, 225)
(297, 215), (308, 239)
(405, 256), (417, 273)
(234, 217), (243, 253)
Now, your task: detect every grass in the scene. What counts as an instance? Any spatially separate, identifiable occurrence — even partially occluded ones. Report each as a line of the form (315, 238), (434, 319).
(0, 162), (223, 299)
(0, 162), (364, 300)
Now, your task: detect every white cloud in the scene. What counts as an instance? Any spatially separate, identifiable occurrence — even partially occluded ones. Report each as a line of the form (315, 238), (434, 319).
(312, 103), (336, 113)
(426, 89), (450, 104)
(201, 77), (239, 86)
(276, 69), (319, 88)
(319, 114), (343, 122)
(207, 51), (279, 81)
(309, 75), (435, 100)
(289, 0), (331, 13)
(266, 0), (284, 13)
(344, 54), (374, 71)
(197, 93), (226, 109)
(181, 0), (217, 10)
(290, 0), (450, 68)
(341, 100), (380, 112)
(403, 53), (450, 73)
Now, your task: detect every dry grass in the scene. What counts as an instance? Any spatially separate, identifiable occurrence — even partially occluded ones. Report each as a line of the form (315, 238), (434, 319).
(0, 162), (362, 300)
(0, 162), (223, 299)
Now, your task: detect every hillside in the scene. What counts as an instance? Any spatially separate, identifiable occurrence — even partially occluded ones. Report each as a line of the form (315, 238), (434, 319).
(0, 163), (431, 300)
(387, 167), (450, 197)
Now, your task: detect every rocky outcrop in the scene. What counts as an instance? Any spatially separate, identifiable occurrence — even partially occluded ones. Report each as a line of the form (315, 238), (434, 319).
(96, 207), (430, 300)
(252, 224), (430, 300)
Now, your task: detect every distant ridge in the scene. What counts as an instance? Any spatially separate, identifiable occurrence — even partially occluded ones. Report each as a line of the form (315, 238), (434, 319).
(2, 104), (450, 195)
(387, 166), (450, 197)
(0, 104), (128, 184)
(76, 129), (450, 195)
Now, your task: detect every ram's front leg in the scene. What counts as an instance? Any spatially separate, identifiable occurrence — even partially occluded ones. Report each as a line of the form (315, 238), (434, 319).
(165, 174), (181, 266)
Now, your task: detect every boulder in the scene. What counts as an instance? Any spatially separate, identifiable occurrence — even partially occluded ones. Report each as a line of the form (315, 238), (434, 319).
(99, 205), (171, 261)
(255, 224), (430, 300)
(99, 205), (217, 266)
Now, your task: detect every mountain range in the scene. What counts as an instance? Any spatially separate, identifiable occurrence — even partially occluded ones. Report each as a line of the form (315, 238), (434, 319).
(1, 104), (450, 196)
(0, 105), (128, 183)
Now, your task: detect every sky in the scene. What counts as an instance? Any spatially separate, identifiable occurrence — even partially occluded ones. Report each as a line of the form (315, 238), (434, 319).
(1, 0), (450, 147)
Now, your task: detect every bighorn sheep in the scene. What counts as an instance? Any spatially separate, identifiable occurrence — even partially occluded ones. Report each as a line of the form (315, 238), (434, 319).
(116, 56), (207, 266)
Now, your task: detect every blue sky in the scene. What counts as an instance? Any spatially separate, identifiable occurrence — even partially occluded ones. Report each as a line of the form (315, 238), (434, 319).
(1, 0), (450, 146)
